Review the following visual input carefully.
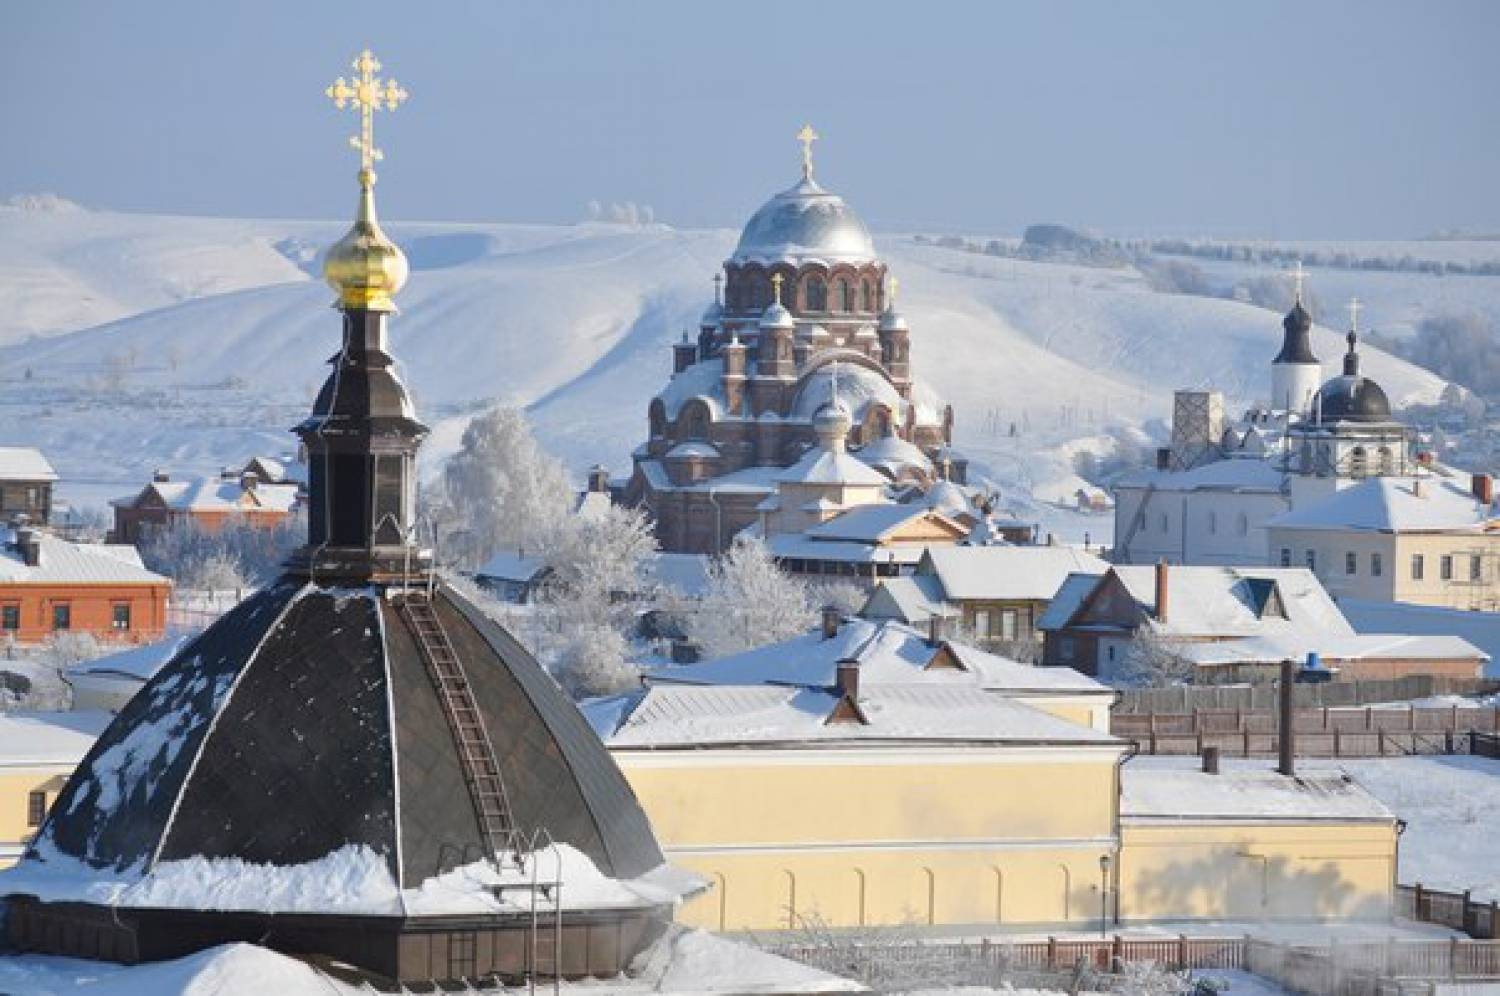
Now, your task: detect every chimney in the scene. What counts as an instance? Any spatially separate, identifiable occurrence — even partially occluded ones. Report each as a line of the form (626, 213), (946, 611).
(1154, 559), (1170, 623)
(1412, 479), (1425, 499)
(1473, 473), (1494, 506)
(926, 615), (946, 647)
(15, 525), (41, 568)
(240, 472), (257, 494)
(835, 658), (860, 701)
(820, 605), (841, 640)
(1278, 658), (1296, 777)
(153, 469), (170, 483)
(588, 465), (610, 494)
(1201, 746), (1221, 775)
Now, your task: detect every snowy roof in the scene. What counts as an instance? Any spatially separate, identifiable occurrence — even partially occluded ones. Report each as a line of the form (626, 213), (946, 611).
(1108, 565), (1353, 639)
(765, 533), (928, 565)
(920, 546), (1109, 602)
(69, 635), (192, 683)
(790, 362), (905, 424)
(474, 549), (550, 584)
(644, 616), (1106, 694)
(645, 552), (712, 598)
(642, 461), (780, 497)
(1267, 476), (1496, 533)
(1122, 760), (1393, 823)
(924, 480), (972, 517)
(654, 356), (724, 420)
(0, 528), (167, 586)
(1341, 597), (1500, 674)
(111, 475), (300, 514)
(855, 433), (931, 473)
(862, 575), (953, 624)
(0, 447), (57, 482)
(775, 446), (889, 486)
(1035, 572), (1103, 631)
(804, 503), (959, 543)
(665, 441), (721, 460)
(0, 711), (112, 767)
(1178, 631), (1486, 666)
(593, 683), (1118, 749)
(731, 176), (878, 265)
(1116, 456), (1284, 494)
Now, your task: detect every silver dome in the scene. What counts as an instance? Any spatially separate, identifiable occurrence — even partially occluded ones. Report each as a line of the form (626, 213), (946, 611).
(732, 178), (877, 264)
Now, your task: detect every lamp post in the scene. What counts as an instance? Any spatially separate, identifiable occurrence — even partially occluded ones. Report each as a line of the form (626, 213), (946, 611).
(1099, 854), (1113, 939)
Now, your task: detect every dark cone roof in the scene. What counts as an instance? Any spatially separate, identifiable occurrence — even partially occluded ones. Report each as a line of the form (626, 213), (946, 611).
(34, 580), (663, 890)
(1274, 299), (1318, 364)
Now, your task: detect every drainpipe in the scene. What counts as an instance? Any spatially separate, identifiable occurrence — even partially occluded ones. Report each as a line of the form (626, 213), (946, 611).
(706, 488), (723, 555)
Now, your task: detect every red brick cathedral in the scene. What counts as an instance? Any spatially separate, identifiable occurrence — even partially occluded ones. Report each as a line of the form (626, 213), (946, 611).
(625, 127), (964, 553)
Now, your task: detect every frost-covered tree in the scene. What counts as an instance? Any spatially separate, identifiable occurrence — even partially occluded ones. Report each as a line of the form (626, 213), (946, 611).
(139, 513), (302, 590)
(688, 538), (815, 660)
(434, 407), (573, 569)
(1118, 627), (1198, 687)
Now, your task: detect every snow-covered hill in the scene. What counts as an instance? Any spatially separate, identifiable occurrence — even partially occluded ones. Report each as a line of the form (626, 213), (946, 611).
(0, 205), (1471, 528)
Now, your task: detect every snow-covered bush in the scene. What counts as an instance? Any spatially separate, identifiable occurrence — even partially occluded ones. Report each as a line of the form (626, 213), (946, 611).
(688, 539), (815, 660)
(139, 513), (302, 590)
(1118, 628), (1197, 687)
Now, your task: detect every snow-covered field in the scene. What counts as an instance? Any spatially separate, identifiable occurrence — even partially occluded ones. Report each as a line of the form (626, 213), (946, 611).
(0, 199), (1479, 543)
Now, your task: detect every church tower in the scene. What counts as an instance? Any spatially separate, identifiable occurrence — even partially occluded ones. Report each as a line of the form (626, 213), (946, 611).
(1271, 262), (1322, 418)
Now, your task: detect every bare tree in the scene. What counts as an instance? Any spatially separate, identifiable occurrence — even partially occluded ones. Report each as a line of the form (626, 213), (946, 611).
(688, 538), (815, 660)
(1118, 627), (1198, 687)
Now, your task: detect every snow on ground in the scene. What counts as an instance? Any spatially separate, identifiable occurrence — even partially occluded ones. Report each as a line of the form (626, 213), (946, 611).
(0, 928), (864, 995)
(1130, 754), (1500, 902)
(0, 208), (1466, 536)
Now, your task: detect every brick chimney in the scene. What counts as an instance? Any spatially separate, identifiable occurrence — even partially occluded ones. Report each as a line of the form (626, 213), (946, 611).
(820, 605), (841, 640)
(153, 469), (170, 483)
(835, 658), (860, 701)
(1201, 746), (1221, 775)
(1154, 559), (1170, 623)
(588, 465), (611, 494)
(1473, 473), (1494, 506)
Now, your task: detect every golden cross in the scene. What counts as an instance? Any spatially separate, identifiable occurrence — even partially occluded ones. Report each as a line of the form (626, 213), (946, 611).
(771, 272), (784, 305)
(1291, 260), (1306, 302)
(796, 123), (819, 180)
(1347, 297), (1362, 332)
(888, 275), (899, 304)
(326, 49), (409, 182)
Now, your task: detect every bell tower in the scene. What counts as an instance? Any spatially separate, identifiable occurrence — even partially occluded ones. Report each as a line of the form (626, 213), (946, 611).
(290, 49), (430, 582)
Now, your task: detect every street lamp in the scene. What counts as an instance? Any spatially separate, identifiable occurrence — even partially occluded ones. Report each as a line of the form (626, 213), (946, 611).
(1099, 854), (1113, 939)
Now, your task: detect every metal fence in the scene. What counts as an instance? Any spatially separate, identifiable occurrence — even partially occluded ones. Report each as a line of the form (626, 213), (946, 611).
(1115, 705), (1500, 757)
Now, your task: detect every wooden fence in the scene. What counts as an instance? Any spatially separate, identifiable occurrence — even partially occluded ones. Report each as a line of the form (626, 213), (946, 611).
(1115, 677), (1499, 715)
(771, 936), (1500, 993)
(1399, 884), (1500, 940)
(1115, 705), (1500, 757)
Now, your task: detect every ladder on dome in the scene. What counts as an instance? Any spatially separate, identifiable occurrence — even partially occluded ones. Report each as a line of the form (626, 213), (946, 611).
(397, 594), (526, 874)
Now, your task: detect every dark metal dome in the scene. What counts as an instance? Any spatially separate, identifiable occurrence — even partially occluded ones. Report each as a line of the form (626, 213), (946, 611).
(1274, 299), (1318, 365)
(1316, 331), (1391, 423)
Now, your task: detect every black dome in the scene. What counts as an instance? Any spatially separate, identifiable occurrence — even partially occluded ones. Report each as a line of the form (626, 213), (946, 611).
(1275, 300), (1318, 364)
(1317, 373), (1392, 423)
(30, 580), (664, 885)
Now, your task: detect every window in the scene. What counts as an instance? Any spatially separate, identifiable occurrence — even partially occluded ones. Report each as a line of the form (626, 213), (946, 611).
(1378, 446), (1395, 475)
(805, 277), (827, 311)
(1441, 555), (1454, 581)
(1345, 552), (1357, 575)
(1305, 549), (1316, 572)
(1372, 553), (1383, 577)
(111, 604), (131, 631)
(1280, 548), (1292, 567)
(1411, 554), (1424, 581)
(51, 604), (70, 631)
(1350, 446), (1368, 479)
(1107, 644), (1116, 662)
(0, 605), (16, 631)
(1473, 555), (1483, 582)
(837, 278), (855, 312)
(1059, 637), (1076, 661)
(973, 609), (992, 638)
(1208, 510), (1217, 535)
(1000, 609), (1018, 642)
(1159, 512), (1169, 533)
(27, 791), (46, 828)
(1236, 513), (1249, 536)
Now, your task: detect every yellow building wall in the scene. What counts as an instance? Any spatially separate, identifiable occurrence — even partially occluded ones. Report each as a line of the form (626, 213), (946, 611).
(615, 747), (1124, 932)
(1017, 695), (1114, 733)
(1120, 821), (1395, 922)
(0, 767), (71, 867)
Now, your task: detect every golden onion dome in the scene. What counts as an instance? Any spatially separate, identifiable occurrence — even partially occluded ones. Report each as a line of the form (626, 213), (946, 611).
(323, 169), (409, 312)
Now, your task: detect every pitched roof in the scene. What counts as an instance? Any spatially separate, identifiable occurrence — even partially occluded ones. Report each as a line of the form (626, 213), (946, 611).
(112, 476), (300, 515)
(804, 504), (962, 544)
(775, 447), (889, 486)
(764, 533), (929, 565)
(1123, 760), (1392, 823)
(921, 545), (1108, 602)
(0, 711), (113, 767)
(1175, 631), (1487, 666)
(862, 575), (952, 624)
(1268, 476), (1495, 533)
(1109, 565), (1353, 639)
(0, 447), (57, 482)
(644, 617), (1106, 694)
(0, 528), (167, 586)
(590, 683), (1118, 749)
(1036, 572), (1104, 631)
(1115, 456), (1284, 494)
(474, 550), (550, 584)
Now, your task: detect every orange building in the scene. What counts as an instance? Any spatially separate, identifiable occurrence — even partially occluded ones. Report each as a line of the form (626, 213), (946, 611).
(0, 524), (171, 645)
(110, 462), (302, 544)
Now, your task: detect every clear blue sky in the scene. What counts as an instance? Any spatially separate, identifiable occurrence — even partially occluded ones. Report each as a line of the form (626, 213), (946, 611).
(2, 1), (1496, 238)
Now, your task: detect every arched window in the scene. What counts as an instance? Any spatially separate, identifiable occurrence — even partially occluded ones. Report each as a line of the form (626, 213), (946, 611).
(860, 279), (872, 312)
(680, 402), (710, 441)
(648, 401), (666, 439)
(837, 278), (855, 312)
(805, 277), (827, 311)
(1350, 446), (1368, 479)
